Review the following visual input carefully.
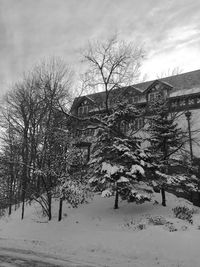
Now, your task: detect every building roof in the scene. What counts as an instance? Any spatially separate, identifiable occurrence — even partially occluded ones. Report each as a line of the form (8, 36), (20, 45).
(71, 69), (200, 110)
(135, 69), (200, 92)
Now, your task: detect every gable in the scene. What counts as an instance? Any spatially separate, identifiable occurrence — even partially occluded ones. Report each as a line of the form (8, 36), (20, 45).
(142, 80), (172, 102)
(70, 95), (95, 115)
(143, 80), (173, 94)
(74, 96), (94, 108)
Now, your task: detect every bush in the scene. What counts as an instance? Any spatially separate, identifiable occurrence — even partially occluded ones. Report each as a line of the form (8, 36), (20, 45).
(172, 206), (193, 224)
(136, 223), (146, 230)
(124, 220), (146, 231)
(164, 222), (177, 232)
(0, 208), (5, 217)
(148, 215), (167, 225)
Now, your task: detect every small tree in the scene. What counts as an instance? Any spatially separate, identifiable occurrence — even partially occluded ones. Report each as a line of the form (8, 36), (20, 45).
(58, 145), (92, 221)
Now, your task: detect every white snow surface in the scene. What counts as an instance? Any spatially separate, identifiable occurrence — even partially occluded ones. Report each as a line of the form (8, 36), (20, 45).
(1, 193), (200, 267)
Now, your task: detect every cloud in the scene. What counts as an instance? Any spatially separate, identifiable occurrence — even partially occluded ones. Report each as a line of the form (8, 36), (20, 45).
(0, 0), (200, 95)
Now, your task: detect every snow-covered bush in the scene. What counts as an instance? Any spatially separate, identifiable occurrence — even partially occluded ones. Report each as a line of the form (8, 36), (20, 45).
(164, 222), (177, 232)
(148, 215), (167, 225)
(172, 206), (194, 224)
(0, 207), (5, 217)
(136, 223), (146, 230)
(60, 179), (92, 208)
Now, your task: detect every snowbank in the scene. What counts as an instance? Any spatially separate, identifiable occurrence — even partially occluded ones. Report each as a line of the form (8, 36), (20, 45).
(0, 193), (200, 267)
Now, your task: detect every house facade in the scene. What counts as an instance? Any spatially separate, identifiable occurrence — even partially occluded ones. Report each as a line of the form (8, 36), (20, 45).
(70, 69), (200, 159)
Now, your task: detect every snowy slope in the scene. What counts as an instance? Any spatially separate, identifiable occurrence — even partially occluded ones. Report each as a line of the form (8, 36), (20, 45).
(0, 193), (200, 267)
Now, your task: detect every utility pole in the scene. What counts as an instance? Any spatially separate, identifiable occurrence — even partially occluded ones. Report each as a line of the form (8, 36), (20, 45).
(185, 110), (193, 163)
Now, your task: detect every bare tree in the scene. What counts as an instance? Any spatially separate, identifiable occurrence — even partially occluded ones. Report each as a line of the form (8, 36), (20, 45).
(28, 58), (74, 220)
(156, 67), (183, 79)
(81, 34), (145, 113)
(1, 57), (74, 220)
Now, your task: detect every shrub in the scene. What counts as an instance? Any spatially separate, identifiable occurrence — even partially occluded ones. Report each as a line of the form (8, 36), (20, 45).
(164, 222), (177, 232)
(172, 206), (193, 224)
(0, 208), (5, 217)
(148, 215), (167, 225)
(137, 223), (146, 230)
(123, 219), (146, 230)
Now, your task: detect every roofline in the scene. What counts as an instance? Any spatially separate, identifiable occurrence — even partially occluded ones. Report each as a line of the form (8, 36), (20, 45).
(73, 68), (200, 102)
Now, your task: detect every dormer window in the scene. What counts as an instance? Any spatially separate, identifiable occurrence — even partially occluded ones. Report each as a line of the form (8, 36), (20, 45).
(78, 99), (89, 116)
(149, 92), (158, 102)
(132, 96), (139, 103)
(78, 105), (89, 116)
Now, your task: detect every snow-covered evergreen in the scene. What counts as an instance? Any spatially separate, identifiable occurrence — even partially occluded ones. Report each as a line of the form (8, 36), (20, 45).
(88, 104), (153, 208)
(147, 97), (184, 167)
(146, 96), (194, 205)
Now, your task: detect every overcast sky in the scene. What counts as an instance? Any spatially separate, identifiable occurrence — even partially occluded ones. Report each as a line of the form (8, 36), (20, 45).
(0, 0), (200, 95)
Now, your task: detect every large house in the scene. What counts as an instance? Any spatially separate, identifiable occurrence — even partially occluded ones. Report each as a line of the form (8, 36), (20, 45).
(70, 69), (200, 159)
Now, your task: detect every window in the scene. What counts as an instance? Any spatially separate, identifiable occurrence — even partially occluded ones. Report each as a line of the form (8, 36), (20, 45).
(120, 121), (129, 133)
(78, 105), (89, 116)
(172, 101), (178, 108)
(132, 96), (139, 103)
(131, 118), (144, 131)
(131, 120), (138, 131)
(78, 106), (83, 115)
(180, 100), (186, 106)
(188, 98), (195, 106)
(148, 92), (158, 102)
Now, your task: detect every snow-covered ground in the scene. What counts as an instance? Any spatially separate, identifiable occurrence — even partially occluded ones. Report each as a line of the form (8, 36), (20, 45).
(1, 193), (200, 267)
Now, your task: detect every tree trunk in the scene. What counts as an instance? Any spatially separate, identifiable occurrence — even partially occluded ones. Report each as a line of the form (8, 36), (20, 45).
(21, 178), (27, 220)
(58, 198), (63, 221)
(8, 156), (15, 215)
(21, 128), (29, 220)
(8, 177), (13, 215)
(161, 186), (166, 206)
(21, 198), (25, 219)
(48, 194), (52, 221)
(161, 161), (168, 207)
(8, 202), (12, 216)
(114, 187), (119, 209)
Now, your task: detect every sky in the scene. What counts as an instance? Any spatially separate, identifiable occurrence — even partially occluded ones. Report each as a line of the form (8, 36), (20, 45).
(0, 0), (200, 96)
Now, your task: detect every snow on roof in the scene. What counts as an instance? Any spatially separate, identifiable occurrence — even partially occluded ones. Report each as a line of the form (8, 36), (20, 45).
(170, 87), (200, 98)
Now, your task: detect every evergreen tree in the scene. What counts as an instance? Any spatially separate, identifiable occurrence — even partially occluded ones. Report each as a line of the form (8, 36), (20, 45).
(88, 103), (152, 209)
(147, 96), (184, 206)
